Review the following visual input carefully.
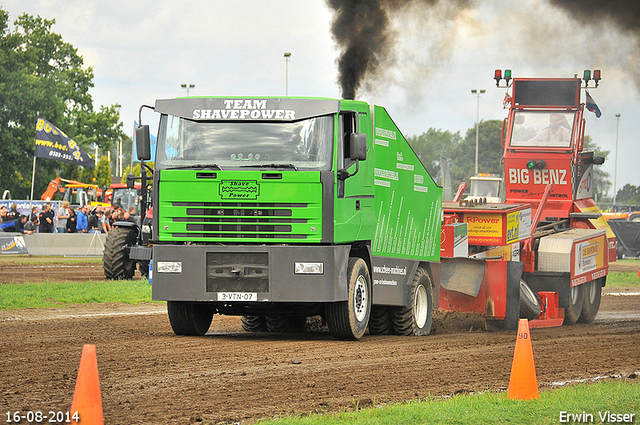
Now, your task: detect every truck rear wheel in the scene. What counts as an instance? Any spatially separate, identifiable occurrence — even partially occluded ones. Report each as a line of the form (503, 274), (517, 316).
(578, 278), (603, 323)
(241, 315), (267, 332)
(265, 316), (306, 333)
(103, 226), (137, 280)
(368, 306), (392, 335)
(325, 257), (371, 340)
(167, 301), (215, 336)
(563, 284), (584, 325)
(390, 267), (433, 336)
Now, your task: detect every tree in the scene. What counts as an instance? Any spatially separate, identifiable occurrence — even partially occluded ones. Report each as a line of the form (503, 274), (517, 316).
(615, 184), (640, 205)
(583, 135), (611, 202)
(407, 128), (462, 180)
(449, 120), (504, 186)
(0, 9), (125, 199)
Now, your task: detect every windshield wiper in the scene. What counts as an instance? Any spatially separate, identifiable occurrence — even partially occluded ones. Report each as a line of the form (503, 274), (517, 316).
(239, 163), (298, 171)
(168, 164), (223, 170)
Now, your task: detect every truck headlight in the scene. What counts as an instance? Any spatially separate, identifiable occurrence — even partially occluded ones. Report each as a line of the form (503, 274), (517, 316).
(294, 262), (324, 274)
(157, 261), (182, 273)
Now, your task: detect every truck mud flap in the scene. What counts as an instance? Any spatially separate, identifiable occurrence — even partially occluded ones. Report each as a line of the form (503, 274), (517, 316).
(440, 258), (486, 297)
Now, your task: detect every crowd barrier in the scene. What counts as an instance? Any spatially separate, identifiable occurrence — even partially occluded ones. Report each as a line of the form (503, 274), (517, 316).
(0, 232), (106, 256)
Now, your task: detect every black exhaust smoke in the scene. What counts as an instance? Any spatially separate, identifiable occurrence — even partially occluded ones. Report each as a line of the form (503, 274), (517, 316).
(326, 0), (640, 100)
(326, 0), (396, 100)
(326, 0), (468, 100)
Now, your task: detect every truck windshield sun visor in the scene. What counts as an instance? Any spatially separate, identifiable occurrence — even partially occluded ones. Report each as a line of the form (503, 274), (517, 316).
(155, 114), (334, 171)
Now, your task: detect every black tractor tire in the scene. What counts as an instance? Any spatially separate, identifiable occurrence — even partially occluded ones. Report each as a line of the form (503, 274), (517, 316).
(578, 278), (603, 324)
(368, 306), (392, 335)
(167, 301), (215, 336)
(563, 283), (585, 325)
(241, 315), (267, 332)
(390, 267), (433, 336)
(103, 226), (137, 280)
(325, 257), (371, 340)
(519, 279), (542, 320)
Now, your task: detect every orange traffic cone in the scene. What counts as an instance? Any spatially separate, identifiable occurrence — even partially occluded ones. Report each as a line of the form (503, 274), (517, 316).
(507, 319), (539, 400)
(70, 344), (104, 424)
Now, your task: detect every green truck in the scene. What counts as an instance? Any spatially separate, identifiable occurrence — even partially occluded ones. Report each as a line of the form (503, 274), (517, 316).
(127, 97), (442, 340)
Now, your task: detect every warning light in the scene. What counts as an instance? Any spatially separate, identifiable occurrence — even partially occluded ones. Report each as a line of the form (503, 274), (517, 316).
(494, 69), (512, 87)
(526, 160), (537, 170)
(583, 69), (602, 88)
(593, 69), (601, 87)
(536, 160), (546, 169)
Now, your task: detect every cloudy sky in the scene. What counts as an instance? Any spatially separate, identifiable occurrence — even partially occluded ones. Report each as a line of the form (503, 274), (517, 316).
(4, 0), (639, 195)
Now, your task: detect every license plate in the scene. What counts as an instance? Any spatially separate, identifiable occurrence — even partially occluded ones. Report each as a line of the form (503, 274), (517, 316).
(217, 292), (258, 302)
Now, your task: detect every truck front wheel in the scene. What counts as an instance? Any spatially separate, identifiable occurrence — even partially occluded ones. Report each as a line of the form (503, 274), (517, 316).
(167, 301), (215, 336)
(563, 284), (584, 325)
(578, 278), (603, 323)
(390, 267), (433, 336)
(326, 257), (371, 340)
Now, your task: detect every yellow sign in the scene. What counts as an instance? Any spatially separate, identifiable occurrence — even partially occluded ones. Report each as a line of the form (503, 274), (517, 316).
(506, 211), (520, 244)
(464, 213), (502, 244)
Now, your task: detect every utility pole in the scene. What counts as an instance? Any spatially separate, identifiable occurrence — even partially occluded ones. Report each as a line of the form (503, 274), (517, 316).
(471, 89), (486, 175)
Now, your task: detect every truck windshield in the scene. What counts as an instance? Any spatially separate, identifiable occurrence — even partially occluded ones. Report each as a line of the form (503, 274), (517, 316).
(155, 115), (334, 171)
(509, 111), (575, 148)
(470, 179), (500, 198)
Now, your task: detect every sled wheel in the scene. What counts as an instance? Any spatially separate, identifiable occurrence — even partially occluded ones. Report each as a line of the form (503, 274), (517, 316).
(563, 283), (585, 325)
(167, 301), (215, 336)
(325, 257), (371, 340)
(519, 280), (542, 320)
(578, 278), (603, 324)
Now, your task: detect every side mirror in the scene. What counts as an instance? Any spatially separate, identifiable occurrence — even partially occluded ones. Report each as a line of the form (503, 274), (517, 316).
(349, 133), (367, 161)
(136, 125), (151, 161)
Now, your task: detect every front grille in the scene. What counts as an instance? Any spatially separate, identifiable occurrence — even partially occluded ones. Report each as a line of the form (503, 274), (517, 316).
(169, 201), (314, 240)
(205, 252), (269, 293)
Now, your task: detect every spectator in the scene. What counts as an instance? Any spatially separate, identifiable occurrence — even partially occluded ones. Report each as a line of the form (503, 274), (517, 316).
(87, 210), (102, 233)
(0, 215), (34, 234)
(76, 205), (89, 233)
(126, 206), (137, 224)
(101, 210), (112, 233)
(24, 214), (38, 233)
(66, 207), (77, 233)
(29, 206), (39, 223)
(0, 205), (6, 224)
(56, 201), (71, 233)
(5, 203), (19, 222)
(38, 203), (55, 233)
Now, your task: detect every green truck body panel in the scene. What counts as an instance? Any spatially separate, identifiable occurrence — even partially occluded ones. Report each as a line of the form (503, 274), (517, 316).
(151, 97), (441, 307)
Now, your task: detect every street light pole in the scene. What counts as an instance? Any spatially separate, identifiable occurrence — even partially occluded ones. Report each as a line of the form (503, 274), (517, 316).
(613, 113), (621, 206)
(471, 89), (486, 175)
(181, 83), (195, 96)
(284, 52), (291, 96)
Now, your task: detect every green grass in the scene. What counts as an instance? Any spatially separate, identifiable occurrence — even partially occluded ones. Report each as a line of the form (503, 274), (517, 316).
(607, 272), (640, 288)
(258, 381), (640, 425)
(0, 279), (154, 310)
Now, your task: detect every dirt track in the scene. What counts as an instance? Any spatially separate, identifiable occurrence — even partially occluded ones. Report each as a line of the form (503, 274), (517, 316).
(1, 261), (639, 424)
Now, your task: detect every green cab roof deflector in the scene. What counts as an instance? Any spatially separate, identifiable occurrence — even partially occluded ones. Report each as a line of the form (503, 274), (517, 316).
(154, 98), (341, 122)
